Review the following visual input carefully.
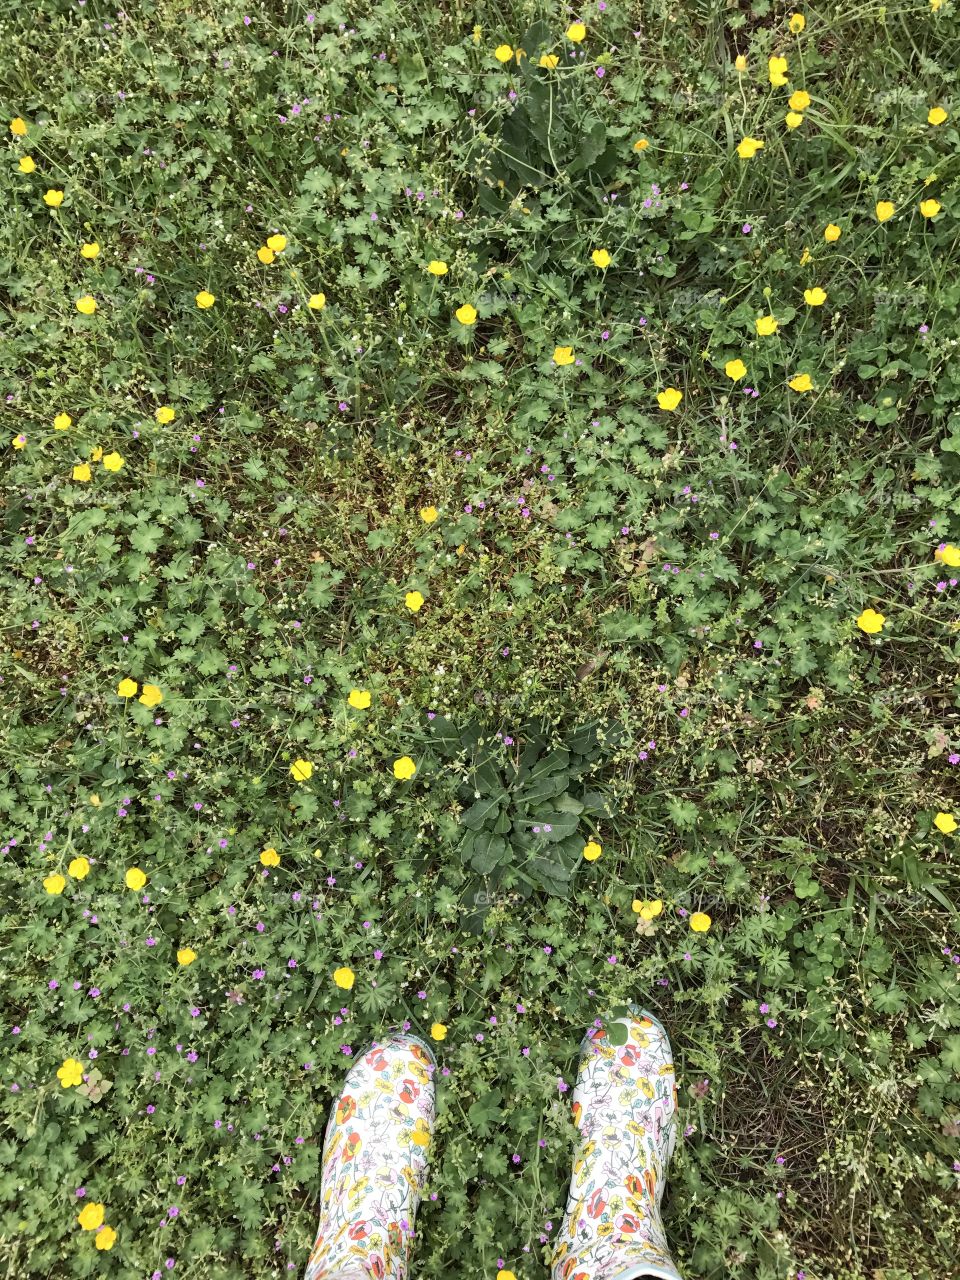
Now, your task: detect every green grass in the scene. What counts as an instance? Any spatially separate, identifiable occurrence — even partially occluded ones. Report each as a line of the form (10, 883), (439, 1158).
(2, 1), (960, 1277)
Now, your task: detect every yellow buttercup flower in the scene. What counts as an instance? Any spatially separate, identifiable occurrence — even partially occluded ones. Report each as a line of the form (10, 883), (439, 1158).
(689, 911), (712, 933)
(725, 358), (747, 380)
(933, 812), (957, 834)
(768, 56), (788, 86)
(260, 847), (281, 867)
(919, 198), (941, 218)
(497, 1272), (518, 1280)
(125, 867), (147, 890)
(94, 1226), (117, 1251)
(177, 947), (197, 966)
(54, 412), (72, 430)
(756, 314), (778, 336)
(12, 434), (26, 450)
(856, 608), (885, 634)
(257, 246), (275, 264)
(393, 756), (417, 780)
(494, 44), (513, 62)
(657, 387), (683, 411)
(455, 303), (477, 325)
(737, 136), (765, 158)
(155, 405), (175, 424)
(117, 677), (138, 698)
(553, 345), (575, 366)
(290, 758), (314, 782)
(799, 247), (811, 266)
(789, 12), (806, 32)
(582, 840), (603, 862)
(43, 188), (64, 206)
(18, 155), (36, 173)
(824, 223), (841, 242)
(44, 873), (66, 895)
(789, 91), (810, 111)
(10, 116), (28, 136)
(333, 966), (355, 990)
(633, 137), (649, 151)
(266, 233), (287, 252)
(102, 451), (124, 471)
(348, 689), (371, 709)
(591, 248), (611, 268)
(195, 290), (215, 308)
(875, 201), (895, 222)
(430, 1022), (448, 1040)
(566, 22), (587, 42)
(68, 856), (90, 880)
(928, 106), (948, 126)
(427, 260), (448, 275)
(80, 242), (100, 259)
(405, 590), (425, 612)
(77, 1203), (105, 1231)
(91, 447), (103, 461)
(936, 544), (960, 568)
(539, 53), (559, 68)
(419, 505), (438, 523)
(632, 898), (664, 920)
(75, 295), (97, 315)
(734, 54), (747, 72)
(785, 112), (804, 130)
(804, 287), (827, 306)
(788, 373), (813, 392)
(57, 1058), (85, 1088)
(308, 292), (326, 310)
(138, 683), (163, 708)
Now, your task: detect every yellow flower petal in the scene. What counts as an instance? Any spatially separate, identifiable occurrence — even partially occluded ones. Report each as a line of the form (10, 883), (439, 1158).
(856, 608), (885, 634)
(689, 911), (712, 933)
(393, 756), (417, 780)
(333, 966), (355, 989)
(290, 758), (314, 782)
(582, 840), (603, 862)
(657, 387), (682, 411)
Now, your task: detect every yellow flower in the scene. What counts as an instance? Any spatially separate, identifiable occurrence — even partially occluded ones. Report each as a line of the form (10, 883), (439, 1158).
(824, 223), (841, 242)
(875, 201), (895, 222)
(427, 260), (448, 275)
(737, 136), (765, 158)
(591, 248), (611, 268)
(91, 447), (103, 461)
(690, 911), (712, 932)
(68, 856), (90, 880)
(785, 111), (804, 129)
(18, 155), (36, 172)
(393, 756), (417, 780)
(290, 758), (314, 782)
(77, 1202), (104, 1231)
(582, 840), (603, 862)
(333, 966), (355, 990)
(44, 873), (66, 895)
(734, 54), (748, 72)
(411, 1117), (431, 1147)
(348, 689), (371, 709)
(756, 314), (778, 336)
(102, 450), (124, 471)
(768, 56), (789, 86)
(117, 677), (138, 698)
(936, 544), (960, 568)
(788, 373), (813, 392)
(430, 1022), (448, 1040)
(931, 0), (942, 9)
(420, 505), (439, 523)
(307, 292), (326, 310)
(12, 433), (26, 450)
(804, 287), (827, 306)
(257, 246), (275, 264)
(177, 947), (197, 966)
(10, 116), (27, 136)
(539, 53), (559, 68)
(54, 412), (72, 430)
(155, 405), (175, 424)
(138, 683), (163, 708)
(497, 1271), (518, 1280)
(724, 358), (747, 380)
(856, 608), (885, 634)
(455, 303), (477, 325)
(125, 867), (147, 890)
(928, 106), (948, 126)
(933, 812), (957, 834)
(260, 847), (281, 867)
(94, 1226), (117, 1251)
(196, 290), (216, 308)
(494, 44), (514, 62)
(789, 12), (806, 32)
(57, 1058), (84, 1088)
(75, 295), (97, 315)
(405, 590), (425, 612)
(920, 198), (941, 219)
(553, 345), (575, 366)
(633, 137), (649, 151)
(80, 241), (100, 259)
(566, 22), (587, 42)
(632, 898), (663, 920)
(266, 233), (287, 252)
(89, 794), (101, 807)
(657, 387), (683, 411)
(43, 188), (64, 206)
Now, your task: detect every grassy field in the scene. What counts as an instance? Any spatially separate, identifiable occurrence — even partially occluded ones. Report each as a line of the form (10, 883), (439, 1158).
(2, 1), (960, 1277)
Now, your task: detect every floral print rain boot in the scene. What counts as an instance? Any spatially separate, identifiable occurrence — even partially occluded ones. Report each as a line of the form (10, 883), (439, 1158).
(304, 1033), (437, 1280)
(552, 1008), (683, 1280)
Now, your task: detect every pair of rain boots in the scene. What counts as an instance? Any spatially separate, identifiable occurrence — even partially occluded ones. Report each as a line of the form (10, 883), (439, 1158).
(304, 1009), (682, 1280)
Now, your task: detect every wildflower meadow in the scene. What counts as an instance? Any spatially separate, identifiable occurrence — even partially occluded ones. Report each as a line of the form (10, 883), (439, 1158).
(3, 2), (960, 1278)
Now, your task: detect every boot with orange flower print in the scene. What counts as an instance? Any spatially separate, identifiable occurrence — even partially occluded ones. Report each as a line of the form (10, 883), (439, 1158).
(304, 1033), (437, 1280)
(551, 1008), (683, 1280)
